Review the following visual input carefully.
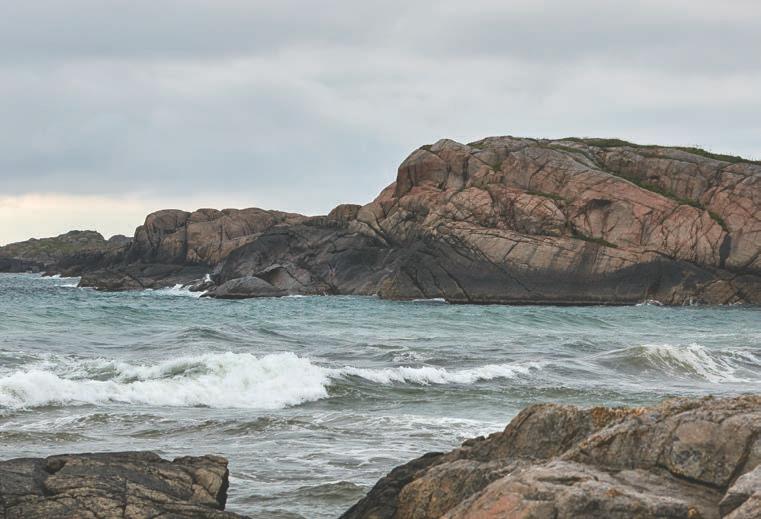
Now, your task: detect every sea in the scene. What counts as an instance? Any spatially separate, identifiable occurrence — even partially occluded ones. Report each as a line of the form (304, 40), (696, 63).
(1, 273), (760, 517)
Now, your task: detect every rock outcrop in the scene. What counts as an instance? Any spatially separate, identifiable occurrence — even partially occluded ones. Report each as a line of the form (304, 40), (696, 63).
(341, 395), (761, 519)
(0, 230), (124, 273)
(208, 137), (761, 304)
(36, 136), (761, 304)
(0, 451), (246, 518)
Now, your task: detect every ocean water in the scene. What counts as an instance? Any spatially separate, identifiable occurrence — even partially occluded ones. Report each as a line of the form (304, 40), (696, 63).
(1, 273), (760, 517)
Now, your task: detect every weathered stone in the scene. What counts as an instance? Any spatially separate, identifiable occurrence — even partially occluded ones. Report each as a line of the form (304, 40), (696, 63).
(341, 396), (761, 519)
(34, 136), (761, 304)
(0, 451), (246, 518)
(204, 276), (287, 299)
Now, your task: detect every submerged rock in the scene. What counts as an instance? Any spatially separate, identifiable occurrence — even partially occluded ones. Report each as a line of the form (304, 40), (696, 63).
(341, 395), (761, 519)
(0, 451), (246, 518)
(204, 275), (287, 299)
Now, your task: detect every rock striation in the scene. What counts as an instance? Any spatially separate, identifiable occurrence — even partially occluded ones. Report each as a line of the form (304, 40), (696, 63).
(33, 136), (761, 304)
(0, 451), (246, 518)
(341, 395), (761, 519)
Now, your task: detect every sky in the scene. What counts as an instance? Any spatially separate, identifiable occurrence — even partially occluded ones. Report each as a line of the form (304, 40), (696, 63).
(1, 0), (760, 245)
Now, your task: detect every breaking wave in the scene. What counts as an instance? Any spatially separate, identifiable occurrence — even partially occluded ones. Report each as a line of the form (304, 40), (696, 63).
(0, 352), (539, 411)
(340, 362), (540, 385)
(598, 343), (761, 383)
(140, 284), (204, 298)
(0, 352), (330, 410)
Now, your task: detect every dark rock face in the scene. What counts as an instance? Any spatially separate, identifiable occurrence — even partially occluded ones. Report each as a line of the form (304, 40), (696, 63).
(0, 451), (246, 518)
(341, 395), (761, 519)
(204, 275), (287, 299)
(39, 136), (761, 304)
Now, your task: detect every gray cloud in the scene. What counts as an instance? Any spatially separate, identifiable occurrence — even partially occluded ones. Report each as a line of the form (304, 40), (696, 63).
(1, 0), (760, 222)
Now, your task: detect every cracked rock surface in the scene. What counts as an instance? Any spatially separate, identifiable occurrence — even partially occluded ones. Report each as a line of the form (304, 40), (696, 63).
(340, 395), (761, 519)
(0, 451), (246, 518)
(46, 136), (761, 304)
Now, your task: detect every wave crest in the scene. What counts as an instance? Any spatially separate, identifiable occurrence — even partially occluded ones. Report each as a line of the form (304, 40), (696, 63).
(0, 352), (538, 410)
(600, 343), (761, 383)
(0, 352), (331, 410)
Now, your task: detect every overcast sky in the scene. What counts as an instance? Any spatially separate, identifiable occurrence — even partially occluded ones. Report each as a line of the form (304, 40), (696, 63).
(1, 0), (760, 244)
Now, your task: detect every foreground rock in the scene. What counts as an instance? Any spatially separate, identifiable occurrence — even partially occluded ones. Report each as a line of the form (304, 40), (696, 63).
(36, 136), (761, 304)
(0, 451), (246, 518)
(341, 395), (761, 519)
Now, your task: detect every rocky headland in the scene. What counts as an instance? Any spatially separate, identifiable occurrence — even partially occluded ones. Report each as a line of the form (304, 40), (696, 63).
(341, 395), (761, 519)
(8, 136), (761, 304)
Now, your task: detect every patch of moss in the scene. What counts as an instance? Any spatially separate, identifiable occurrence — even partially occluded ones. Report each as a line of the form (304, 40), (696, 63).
(560, 137), (761, 165)
(673, 146), (760, 165)
(545, 143), (589, 156)
(563, 137), (640, 149)
(527, 190), (567, 202)
(708, 211), (728, 230)
(570, 230), (618, 249)
(607, 173), (728, 231)
(420, 144), (433, 151)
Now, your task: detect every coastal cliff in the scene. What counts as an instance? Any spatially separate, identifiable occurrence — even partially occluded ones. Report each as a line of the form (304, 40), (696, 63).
(341, 395), (761, 519)
(13, 136), (761, 305)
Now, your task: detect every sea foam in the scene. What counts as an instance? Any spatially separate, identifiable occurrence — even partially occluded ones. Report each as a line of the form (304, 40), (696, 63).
(608, 343), (761, 384)
(0, 351), (537, 410)
(0, 352), (331, 410)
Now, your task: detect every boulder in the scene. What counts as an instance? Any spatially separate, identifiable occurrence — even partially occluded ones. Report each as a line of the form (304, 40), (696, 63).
(341, 395), (761, 519)
(128, 207), (307, 266)
(0, 451), (246, 518)
(204, 276), (288, 299)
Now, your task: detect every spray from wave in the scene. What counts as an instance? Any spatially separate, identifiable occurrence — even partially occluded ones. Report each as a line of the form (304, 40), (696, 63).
(0, 352), (539, 411)
(140, 284), (204, 298)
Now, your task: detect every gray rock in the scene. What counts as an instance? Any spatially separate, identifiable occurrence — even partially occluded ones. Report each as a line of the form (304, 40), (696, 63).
(0, 451), (246, 518)
(205, 276), (287, 299)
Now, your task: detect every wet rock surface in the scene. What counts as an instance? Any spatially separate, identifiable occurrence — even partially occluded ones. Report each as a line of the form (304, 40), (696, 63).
(341, 395), (761, 519)
(0, 451), (246, 518)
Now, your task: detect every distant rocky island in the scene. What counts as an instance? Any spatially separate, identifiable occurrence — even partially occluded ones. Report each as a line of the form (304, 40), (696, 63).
(3, 136), (761, 305)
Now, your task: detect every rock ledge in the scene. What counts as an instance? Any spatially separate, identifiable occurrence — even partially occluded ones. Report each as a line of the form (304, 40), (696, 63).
(0, 451), (247, 518)
(341, 395), (761, 519)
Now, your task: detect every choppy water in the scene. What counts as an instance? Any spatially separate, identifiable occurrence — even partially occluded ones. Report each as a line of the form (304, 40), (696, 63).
(1, 273), (760, 517)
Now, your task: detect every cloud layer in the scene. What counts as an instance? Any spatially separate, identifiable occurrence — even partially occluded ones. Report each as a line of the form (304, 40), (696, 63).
(1, 1), (760, 243)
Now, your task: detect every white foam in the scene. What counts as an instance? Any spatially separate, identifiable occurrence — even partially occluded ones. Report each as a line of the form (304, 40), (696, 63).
(338, 362), (540, 385)
(143, 284), (204, 298)
(0, 351), (541, 410)
(0, 352), (331, 410)
(636, 343), (757, 383)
